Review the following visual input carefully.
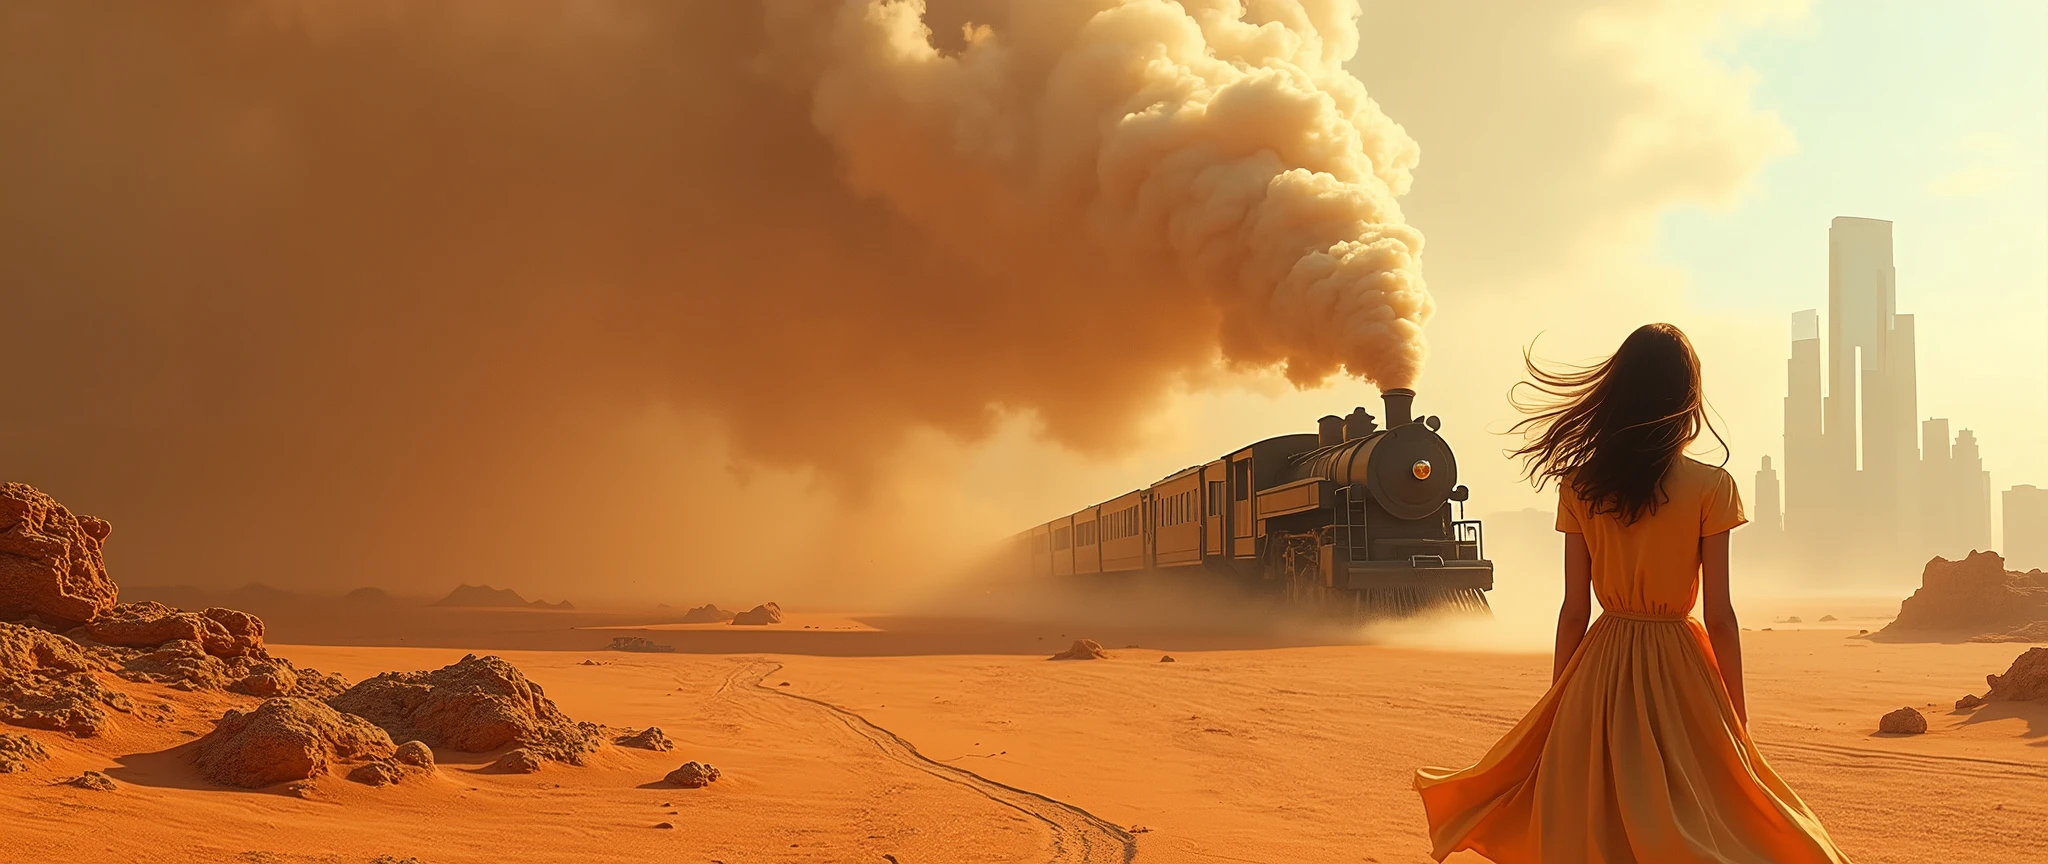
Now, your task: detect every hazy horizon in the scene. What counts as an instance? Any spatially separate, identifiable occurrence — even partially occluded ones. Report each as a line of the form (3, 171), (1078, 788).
(4, 1), (2042, 607)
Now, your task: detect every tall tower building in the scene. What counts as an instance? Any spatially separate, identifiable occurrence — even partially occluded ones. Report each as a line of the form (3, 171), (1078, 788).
(1819, 217), (1918, 564)
(2005, 486), (2048, 571)
(1755, 456), (1781, 535)
(1920, 419), (1954, 557)
(1953, 430), (1992, 553)
(1782, 310), (1824, 544)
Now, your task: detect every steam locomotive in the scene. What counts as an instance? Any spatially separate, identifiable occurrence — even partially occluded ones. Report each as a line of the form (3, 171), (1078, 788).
(1011, 389), (1493, 618)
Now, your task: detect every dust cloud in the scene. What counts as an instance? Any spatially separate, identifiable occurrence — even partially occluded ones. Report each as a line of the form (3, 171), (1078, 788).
(0, 1), (1429, 604)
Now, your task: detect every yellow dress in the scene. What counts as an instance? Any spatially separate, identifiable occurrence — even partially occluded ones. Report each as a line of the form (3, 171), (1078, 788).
(1412, 458), (1853, 863)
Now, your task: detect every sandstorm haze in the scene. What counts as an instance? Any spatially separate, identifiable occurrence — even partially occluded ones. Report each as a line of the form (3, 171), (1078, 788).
(1, 1), (1438, 604)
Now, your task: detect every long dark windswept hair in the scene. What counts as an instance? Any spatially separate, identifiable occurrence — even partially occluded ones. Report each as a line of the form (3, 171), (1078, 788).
(1508, 323), (1726, 525)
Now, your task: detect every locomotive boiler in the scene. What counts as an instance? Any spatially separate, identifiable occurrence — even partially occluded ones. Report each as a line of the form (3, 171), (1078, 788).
(1013, 388), (1493, 618)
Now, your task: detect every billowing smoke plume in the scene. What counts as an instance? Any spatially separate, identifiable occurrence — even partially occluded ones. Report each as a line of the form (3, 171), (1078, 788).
(0, 1), (1427, 599)
(788, 0), (1430, 389)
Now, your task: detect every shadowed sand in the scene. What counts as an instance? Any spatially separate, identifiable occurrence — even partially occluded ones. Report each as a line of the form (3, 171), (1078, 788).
(4, 626), (2043, 863)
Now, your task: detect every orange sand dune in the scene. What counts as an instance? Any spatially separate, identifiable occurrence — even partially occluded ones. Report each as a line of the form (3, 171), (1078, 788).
(4, 630), (2043, 863)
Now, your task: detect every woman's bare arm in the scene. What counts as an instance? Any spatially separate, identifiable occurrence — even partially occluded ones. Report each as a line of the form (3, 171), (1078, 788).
(1701, 530), (1746, 724)
(1553, 532), (1593, 682)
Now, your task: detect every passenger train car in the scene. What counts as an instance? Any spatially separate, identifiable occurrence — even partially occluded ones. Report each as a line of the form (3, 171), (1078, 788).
(1012, 389), (1493, 618)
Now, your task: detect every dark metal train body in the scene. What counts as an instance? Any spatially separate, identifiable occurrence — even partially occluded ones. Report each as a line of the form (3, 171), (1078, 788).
(1012, 388), (1494, 617)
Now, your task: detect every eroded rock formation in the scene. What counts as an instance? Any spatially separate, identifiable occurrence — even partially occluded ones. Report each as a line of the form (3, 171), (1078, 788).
(0, 483), (117, 626)
(1880, 552), (2048, 642)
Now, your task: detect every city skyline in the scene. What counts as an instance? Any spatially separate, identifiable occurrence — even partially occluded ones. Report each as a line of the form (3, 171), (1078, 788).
(1758, 216), (2017, 577)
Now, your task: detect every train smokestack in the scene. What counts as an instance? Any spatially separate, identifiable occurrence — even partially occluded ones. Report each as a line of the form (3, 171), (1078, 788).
(1382, 388), (1415, 428)
(1343, 407), (1376, 440)
(1318, 415), (1344, 447)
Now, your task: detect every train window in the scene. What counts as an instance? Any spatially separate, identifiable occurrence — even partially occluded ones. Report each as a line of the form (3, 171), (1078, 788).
(1208, 481), (1224, 516)
(1232, 460), (1250, 500)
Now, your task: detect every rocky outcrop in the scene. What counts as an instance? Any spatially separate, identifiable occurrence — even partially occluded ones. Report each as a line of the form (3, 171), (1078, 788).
(327, 654), (603, 765)
(77, 602), (266, 659)
(664, 761), (719, 788)
(0, 484), (118, 627)
(616, 726), (674, 752)
(0, 621), (131, 736)
(1983, 647), (2048, 703)
(1880, 552), (2048, 642)
(68, 604), (342, 699)
(0, 731), (49, 773)
(194, 697), (397, 788)
(730, 603), (782, 626)
(1049, 639), (1109, 661)
(1878, 706), (1927, 735)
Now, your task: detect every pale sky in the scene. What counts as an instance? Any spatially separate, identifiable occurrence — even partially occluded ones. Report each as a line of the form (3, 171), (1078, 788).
(1660, 0), (2048, 541)
(962, 0), (2048, 556)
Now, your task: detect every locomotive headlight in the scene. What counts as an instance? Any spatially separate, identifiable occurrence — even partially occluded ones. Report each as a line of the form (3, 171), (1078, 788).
(1411, 460), (1432, 480)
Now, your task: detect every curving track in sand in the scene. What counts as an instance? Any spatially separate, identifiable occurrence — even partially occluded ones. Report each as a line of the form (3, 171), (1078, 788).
(732, 661), (1138, 864)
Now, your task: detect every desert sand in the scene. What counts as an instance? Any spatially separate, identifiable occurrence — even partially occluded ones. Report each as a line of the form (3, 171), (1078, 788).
(5, 621), (2043, 864)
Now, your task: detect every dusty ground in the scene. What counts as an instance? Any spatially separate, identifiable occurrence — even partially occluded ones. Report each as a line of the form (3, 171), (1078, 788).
(3, 626), (2043, 864)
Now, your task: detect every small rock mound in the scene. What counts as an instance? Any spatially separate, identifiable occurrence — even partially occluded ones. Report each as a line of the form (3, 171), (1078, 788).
(1160, 655), (1176, 663)
(1984, 647), (2048, 702)
(665, 761), (720, 788)
(1049, 639), (1109, 661)
(730, 603), (783, 626)
(679, 604), (733, 624)
(0, 731), (50, 773)
(616, 726), (674, 752)
(1956, 694), (1985, 710)
(1878, 706), (1927, 735)
(328, 654), (603, 765)
(491, 747), (544, 774)
(194, 697), (397, 788)
(0, 483), (118, 627)
(606, 636), (673, 653)
(64, 770), (116, 791)
(393, 740), (435, 768)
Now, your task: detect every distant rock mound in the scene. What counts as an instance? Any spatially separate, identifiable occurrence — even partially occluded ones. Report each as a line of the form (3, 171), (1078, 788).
(194, 697), (397, 788)
(1877, 552), (2048, 642)
(680, 604), (733, 624)
(431, 584), (532, 608)
(0, 483), (118, 627)
(1050, 639), (1109, 661)
(606, 636), (674, 653)
(1878, 706), (1927, 735)
(730, 603), (783, 626)
(343, 587), (395, 605)
(429, 585), (573, 610)
(327, 653), (603, 765)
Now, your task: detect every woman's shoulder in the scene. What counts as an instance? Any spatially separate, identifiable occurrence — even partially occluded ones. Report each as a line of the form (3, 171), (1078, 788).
(1669, 456), (1737, 494)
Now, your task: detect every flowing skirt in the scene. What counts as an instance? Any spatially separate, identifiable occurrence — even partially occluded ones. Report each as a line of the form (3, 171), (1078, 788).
(1412, 612), (1854, 864)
